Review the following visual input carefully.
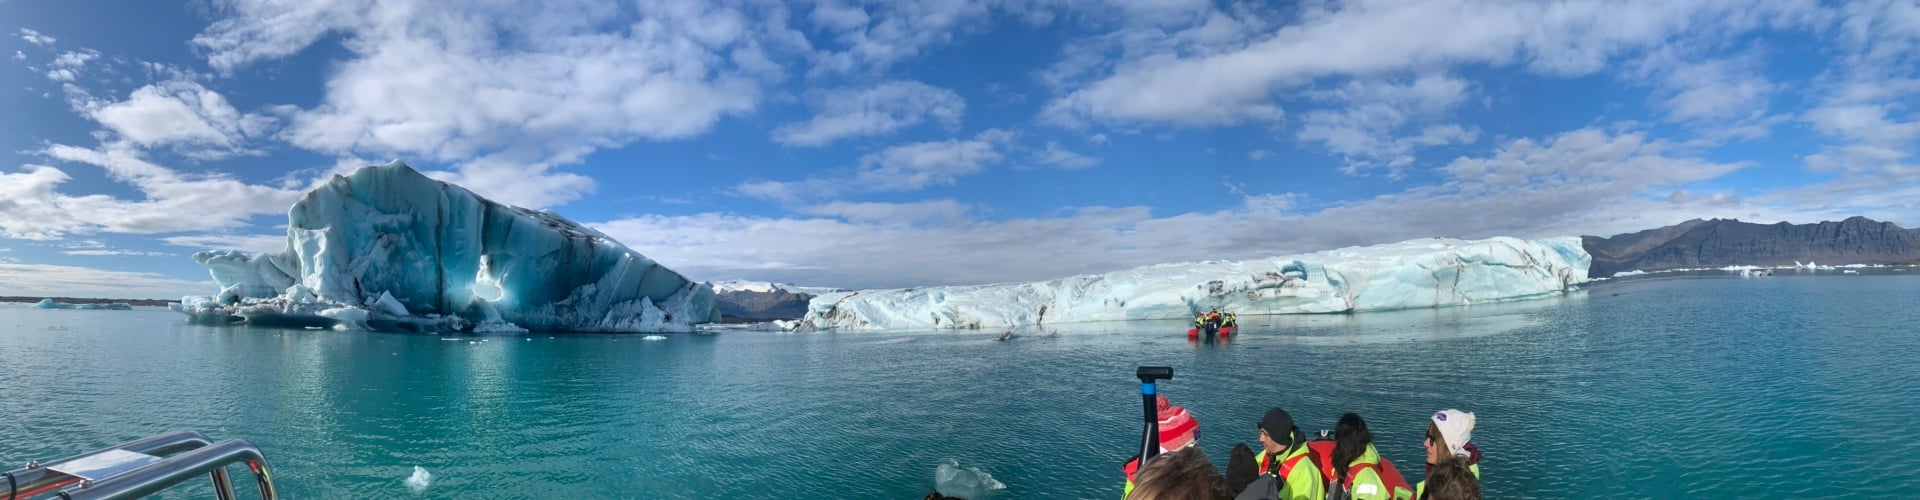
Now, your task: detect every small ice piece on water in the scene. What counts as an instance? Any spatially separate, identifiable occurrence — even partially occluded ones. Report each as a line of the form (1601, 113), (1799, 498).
(405, 466), (432, 493)
(934, 459), (1007, 498)
(641, 335), (668, 341)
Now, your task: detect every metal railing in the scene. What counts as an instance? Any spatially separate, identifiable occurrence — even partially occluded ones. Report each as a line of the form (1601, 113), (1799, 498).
(3, 431), (276, 500)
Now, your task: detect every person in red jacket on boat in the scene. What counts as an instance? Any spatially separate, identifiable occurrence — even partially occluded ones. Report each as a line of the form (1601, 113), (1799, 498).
(1121, 395), (1202, 498)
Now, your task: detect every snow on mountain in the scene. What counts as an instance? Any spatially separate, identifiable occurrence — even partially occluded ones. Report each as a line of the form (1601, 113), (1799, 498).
(171, 161), (718, 333)
(797, 236), (1589, 331)
(708, 280), (848, 296)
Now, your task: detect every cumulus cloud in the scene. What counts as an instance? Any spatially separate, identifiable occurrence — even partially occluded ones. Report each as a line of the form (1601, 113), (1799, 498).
(772, 80), (965, 147)
(75, 80), (276, 158)
(1295, 74), (1479, 177)
(192, 0), (806, 207)
(1042, 0), (1825, 126)
(0, 146), (301, 239)
(599, 126), (1862, 289)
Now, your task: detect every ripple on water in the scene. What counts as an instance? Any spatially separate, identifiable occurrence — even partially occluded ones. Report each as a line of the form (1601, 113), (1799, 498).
(1, 278), (1918, 498)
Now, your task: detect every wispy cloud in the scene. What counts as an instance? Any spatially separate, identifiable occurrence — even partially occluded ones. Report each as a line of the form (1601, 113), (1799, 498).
(1031, 141), (1099, 169)
(17, 28), (55, 46)
(161, 234), (287, 254)
(0, 263), (211, 299)
(603, 126), (1854, 288)
(62, 249), (177, 257)
(1296, 74), (1479, 177)
(738, 129), (1011, 202)
(1042, 0), (1824, 127)
(772, 80), (965, 147)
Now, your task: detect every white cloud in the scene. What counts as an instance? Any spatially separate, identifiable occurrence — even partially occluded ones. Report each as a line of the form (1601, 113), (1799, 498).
(739, 130), (1008, 201)
(42, 49), (98, 83)
(161, 234), (288, 254)
(803, 0), (996, 76)
(1089, 133), (1109, 145)
(0, 263), (211, 299)
(1032, 140), (1099, 169)
(76, 80), (276, 158)
(17, 28), (54, 46)
(798, 199), (973, 226)
(62, 249), (177, 257)
(1296, 74), (1479, 176)
(600, 126), (1863, 289)
(1797, 0), (1920, 181)
(1043, 0), (1824, 126)
(1248, 149), (1270, 160)
(0, 146), (302, 239)
(193, 0), (807, 208)
(771, 80), (965, 147)
(10, 50), (23, 61)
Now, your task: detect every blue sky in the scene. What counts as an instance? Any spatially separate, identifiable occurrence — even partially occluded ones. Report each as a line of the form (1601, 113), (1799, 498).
(3, 0), (1918, 298)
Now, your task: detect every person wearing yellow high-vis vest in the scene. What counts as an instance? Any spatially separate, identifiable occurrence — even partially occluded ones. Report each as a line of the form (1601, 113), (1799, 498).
(1329, 413), (1414, 500)
(1249, 407), (1324, 500)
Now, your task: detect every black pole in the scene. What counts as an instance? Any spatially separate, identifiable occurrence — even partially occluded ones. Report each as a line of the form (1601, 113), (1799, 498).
(1135, 366), (1174, 464)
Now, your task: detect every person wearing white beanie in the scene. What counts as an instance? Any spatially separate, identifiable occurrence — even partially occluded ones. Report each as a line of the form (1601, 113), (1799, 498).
(1418, 409), (1481, 499)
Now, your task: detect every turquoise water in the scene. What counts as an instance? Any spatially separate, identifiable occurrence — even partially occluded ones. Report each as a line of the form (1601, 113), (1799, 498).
(4, 273), (1919, 498)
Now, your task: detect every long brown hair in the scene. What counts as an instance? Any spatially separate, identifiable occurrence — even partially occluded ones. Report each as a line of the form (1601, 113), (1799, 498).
(1422, 459), (1480, 500)
(1128, 446), (1230, 500)
(1332, 413), (1373, 483)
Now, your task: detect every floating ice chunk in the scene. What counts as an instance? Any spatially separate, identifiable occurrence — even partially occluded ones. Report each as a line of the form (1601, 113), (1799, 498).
(934, 459), (1006, 498)
(371, 291), (410, 317)
(800, 236), (1588, 331)
(641, 335), (668, 341)
(405, 466), (431, 493)
(170, 161), (717, 333)
(33, 299), (133, 310)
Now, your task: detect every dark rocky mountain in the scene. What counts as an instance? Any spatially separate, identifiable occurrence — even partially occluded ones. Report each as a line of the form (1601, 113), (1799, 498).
(714, 289), (814, 320)
(1583, 216), (1920, 277)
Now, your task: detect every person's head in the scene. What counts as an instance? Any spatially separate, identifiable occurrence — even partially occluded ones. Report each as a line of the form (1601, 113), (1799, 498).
(1331, 413), (1373, 476)
(1424, 409), (1475, 465)
(1422, 459), (1481, 500)
(1156, 395), (1201, 452)
(1127, 446), (1229, 500)
(1256, 408), (1297, 454)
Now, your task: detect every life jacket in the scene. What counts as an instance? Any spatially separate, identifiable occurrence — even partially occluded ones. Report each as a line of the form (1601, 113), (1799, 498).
(1309, 441), (1413, 500)
(1254, 442), (1323, 495)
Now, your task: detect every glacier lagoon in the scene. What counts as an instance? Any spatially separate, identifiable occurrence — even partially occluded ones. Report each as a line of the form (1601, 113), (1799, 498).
(4, 273), (1919, 498)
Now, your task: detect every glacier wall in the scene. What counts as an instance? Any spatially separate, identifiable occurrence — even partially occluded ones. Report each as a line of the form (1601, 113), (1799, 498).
(172, 161), (718, 333)
(796, 236), (1590, 331)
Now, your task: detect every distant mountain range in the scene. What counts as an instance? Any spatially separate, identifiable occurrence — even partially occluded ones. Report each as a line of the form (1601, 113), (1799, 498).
(1583, 216), (1920, 277)
(710, 281), (848, 321)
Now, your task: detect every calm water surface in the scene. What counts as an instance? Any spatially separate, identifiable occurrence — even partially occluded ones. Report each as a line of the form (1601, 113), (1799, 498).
(3, 273), (1918, 498)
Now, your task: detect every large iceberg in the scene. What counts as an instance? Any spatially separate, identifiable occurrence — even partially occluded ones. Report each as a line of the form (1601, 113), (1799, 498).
(35, 298), (134, 310)
(797, 236), (1589, 331)
(171, 161), (718, 333)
